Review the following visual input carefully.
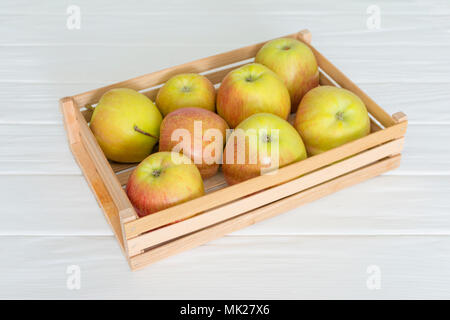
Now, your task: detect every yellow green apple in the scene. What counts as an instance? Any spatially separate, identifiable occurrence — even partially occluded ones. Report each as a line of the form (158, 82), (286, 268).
(156, 73), (216, 116)
(222, 113), (307, 185)
(126, 151), (204, 217)
(255, 37), (319, 112)
(294, 86), (371, 155)
(90, 88), (162, 163)
(216, 63), (291, 128)
(159, 107), (229, 179)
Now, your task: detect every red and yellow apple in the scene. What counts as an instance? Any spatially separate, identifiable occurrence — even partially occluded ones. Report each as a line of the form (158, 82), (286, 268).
(222, 113), (307, 185)
(216, 63), (291, 128)
(156, 73), (216, 116)
(159, 107), (229, 179)
(126, 151), (204, 217)
(90, 88), (162, 163)
(294, 86), (371, 155)
(255, 37), (319, 112)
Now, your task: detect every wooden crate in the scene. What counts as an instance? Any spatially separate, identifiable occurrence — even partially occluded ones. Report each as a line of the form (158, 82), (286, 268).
(60, 29), (408, 271)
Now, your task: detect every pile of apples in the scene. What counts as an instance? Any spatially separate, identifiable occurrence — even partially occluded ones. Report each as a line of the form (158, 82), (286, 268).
(90, 38), (370, 218)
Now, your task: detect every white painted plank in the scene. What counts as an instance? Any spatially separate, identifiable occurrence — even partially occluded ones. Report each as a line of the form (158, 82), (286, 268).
(361, 83), (450, 124)
(3, 0), (450, 16)
(0, 124), (78, 174)
(1, 82), (449, 124)
(1, 44), (449, 83)
(1, 235), (449, 299)
(0, 175), (109, 235)
(1, 12), (449, 45)
(0, 0), (449, 299)
(0, 82), (85, 124)
(316, 29), (450, 46)
(0, 124), (446, 175)
(1, 175), (449, 236)
(2, 29), (448, 47)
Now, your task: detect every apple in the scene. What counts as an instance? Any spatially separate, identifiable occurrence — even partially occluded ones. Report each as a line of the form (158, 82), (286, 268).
(294, 86), (371, 155)
(126, 151), (205, 217)
(255, 37), (319, 112)
(216, 63), (291, 128)
(159, 107), (229, 179)
(156, 73), (216, 116)
(90, 88), (162, 163)
(222, 113), (307, 185)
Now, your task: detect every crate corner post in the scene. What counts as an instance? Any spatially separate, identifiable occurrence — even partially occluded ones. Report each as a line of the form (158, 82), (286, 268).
(297, 29), (312, 44)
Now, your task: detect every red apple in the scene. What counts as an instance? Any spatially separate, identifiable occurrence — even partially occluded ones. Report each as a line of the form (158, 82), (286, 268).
(255, 37), (319, 112)
(126, 151), (204, 217)
(156, 73), (216, 116)
(216, 63), (291, 128)
(294, 86), (371, 155)
(159, 107), (229, 179)
(222, 113), (307, 185)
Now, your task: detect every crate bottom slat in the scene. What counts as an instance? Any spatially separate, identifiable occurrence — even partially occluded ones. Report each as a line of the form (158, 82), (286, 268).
(126, 137), (404, 257)
(128, 154), (401, 271)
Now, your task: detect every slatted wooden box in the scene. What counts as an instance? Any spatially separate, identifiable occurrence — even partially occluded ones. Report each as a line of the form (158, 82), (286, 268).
(60, 29), (408, 271)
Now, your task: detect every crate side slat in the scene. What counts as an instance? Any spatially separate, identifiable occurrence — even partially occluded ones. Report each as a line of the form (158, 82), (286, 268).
(140, 61), (249, 102)
(60, 98), (126, 251)
(66, 100), (139, 232)
(71, 31), (310, 108)
(127, 137), (404, 255)
(80, 61), (249, 124)
(319, 72), (382, 132)
(129, 155), (401, 270)
(298, 35), (396, 128)
(72, 142), (126, 251)
(60, 97), (81, 145)
(318, 70), (337, 87)
(111, 162), (137, 173)
(123, 120), (407, 239)
(77, 29), (310, 121)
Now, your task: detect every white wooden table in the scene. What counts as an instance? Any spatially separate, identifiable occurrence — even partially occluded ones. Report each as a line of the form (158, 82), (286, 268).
(1, 0), (449, 299)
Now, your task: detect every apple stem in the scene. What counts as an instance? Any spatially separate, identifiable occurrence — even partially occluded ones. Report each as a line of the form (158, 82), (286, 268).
(152, 169), (161, 177)
(336, 111), (345, 121)
(134, 125), (158, 139)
